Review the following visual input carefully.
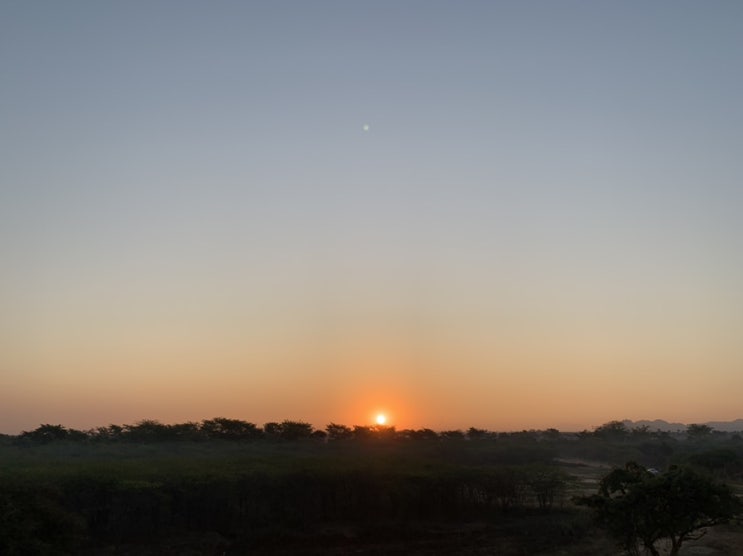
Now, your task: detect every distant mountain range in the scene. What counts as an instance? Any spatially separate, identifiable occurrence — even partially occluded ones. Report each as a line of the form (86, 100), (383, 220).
(621, 419), (743, 433)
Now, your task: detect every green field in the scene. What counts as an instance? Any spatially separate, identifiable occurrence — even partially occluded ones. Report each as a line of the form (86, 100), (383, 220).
(1, 423), (741, 554)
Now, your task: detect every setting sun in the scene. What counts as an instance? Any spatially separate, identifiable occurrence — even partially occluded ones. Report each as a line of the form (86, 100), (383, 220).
(375, 414), (387, 425)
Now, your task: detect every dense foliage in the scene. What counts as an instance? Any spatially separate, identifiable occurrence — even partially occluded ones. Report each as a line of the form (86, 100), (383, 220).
(576, 462), (742, 556)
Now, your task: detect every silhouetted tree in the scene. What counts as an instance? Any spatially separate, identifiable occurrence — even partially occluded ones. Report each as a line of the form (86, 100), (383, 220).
(371, 425), (396, 440)
(169, 421), (202, 440)
(408, 428), (439, 441)
(651, 429), (673, 441)
(576, 462), (742, 556)
(687, 423), (714, 440)
(467, 427), (490, 440)
(201, 418), (262, 440)
(67, 428), (89, 441)
(310, 429), (327, 441)
(440, 429), (465, 440)
(502, 430), (538, 442)
(326, 423), (353, 441)
(630, 425), (650, 438)
(352, 425), (374, 440)
(20, 424), (70, 443)
(593, 420), (629, 441)
(263, 422), (282, 438)
(91, 424), (124, 441)
(123, 420), (171, 442)
(279, 420), (313, 440)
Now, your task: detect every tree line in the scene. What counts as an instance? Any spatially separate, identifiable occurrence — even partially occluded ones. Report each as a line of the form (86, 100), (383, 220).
(12, 419), (549, 443)
(10, 418), (741, 445)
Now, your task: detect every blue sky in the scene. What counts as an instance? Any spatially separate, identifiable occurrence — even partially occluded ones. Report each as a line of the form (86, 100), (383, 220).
(1, 1), (742, 432)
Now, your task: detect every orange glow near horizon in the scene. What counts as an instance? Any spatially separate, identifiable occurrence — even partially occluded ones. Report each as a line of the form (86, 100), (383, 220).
(3, 2), (743, 440)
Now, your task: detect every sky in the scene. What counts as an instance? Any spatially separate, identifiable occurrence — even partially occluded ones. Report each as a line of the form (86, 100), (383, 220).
(2, 1), (743, 434)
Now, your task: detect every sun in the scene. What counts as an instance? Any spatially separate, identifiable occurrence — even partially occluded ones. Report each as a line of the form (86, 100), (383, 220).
(375, 413), (387, 425)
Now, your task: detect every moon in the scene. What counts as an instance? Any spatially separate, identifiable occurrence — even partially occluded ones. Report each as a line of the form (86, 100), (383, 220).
(362, 124), (370, 132)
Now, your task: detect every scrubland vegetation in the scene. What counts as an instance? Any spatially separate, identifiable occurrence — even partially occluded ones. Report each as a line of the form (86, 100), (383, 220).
(1, 419), (741, 554)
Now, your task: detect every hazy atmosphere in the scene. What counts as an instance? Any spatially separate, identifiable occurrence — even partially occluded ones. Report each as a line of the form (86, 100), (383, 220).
(2, 1), (742, 434)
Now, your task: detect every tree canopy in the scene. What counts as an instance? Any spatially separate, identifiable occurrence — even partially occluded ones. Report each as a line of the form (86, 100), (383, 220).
(576, 462), (741, 556)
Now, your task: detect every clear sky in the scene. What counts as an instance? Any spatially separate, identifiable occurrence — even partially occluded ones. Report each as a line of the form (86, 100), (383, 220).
(2, 1), (742, 434)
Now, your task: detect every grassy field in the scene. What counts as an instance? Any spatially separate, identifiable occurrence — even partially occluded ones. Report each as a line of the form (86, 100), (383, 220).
(1, 427), (741, 554)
